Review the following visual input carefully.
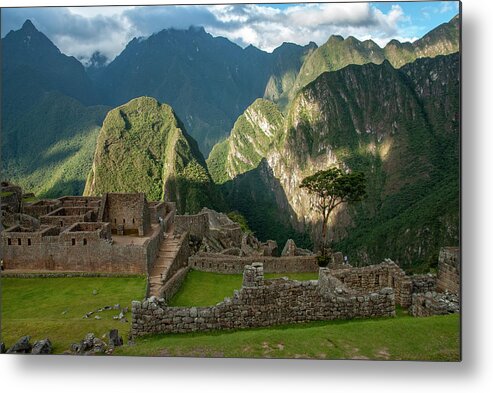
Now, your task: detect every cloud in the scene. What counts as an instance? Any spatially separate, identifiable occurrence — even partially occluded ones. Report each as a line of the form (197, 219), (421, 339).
(1, 3), (423, 64)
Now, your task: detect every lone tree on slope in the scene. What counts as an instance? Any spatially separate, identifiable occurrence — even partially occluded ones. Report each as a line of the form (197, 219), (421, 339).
(300, 167), (367, 255)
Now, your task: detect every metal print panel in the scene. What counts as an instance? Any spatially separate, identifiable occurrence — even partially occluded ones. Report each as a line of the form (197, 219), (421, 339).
(0, 1), (461, 360)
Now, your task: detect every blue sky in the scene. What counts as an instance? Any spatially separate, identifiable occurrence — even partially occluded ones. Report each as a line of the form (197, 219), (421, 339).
(1, 1), (460, 64)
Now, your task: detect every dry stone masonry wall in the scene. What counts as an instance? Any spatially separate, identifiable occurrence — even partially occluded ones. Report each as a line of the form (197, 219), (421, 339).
(188, 253), (319, 274)
(437, 247), (460, 295)
(131, 263), (395, 337)
(329, 260), (413, 307)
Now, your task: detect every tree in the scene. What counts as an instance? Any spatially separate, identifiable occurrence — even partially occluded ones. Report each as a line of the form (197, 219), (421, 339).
(300, 167), (366, 254)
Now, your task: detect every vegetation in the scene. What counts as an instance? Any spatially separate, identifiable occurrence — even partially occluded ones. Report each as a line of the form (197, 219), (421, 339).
(227, 211), (253, 234)
(292, 14), (459, 95)
(84, 97), (220, 214)
(169, 270), (318, 307)
(116, 313), (460, 360)
(300, 167), (367, 252)
(1, 276), (146, 353)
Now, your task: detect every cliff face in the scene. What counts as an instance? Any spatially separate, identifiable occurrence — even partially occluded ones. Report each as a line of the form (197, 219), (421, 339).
(207, 99), (285, 184)
(214, 54), (460, 270)
(84, 97), (217, 214)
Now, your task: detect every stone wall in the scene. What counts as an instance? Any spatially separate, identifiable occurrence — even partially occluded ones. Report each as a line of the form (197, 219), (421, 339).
(411, 274), (437, 294)
(409, 292), (460, 317)
(149, 202), (167, 224)
(40, 207), (97, 230)
(437, 247), (460, 295)
(160, 267), (190, 302)
(174, 213), (208, 238)
(22, 200), (61, 218)
(131, 263), (395, 337)
(144, 223), (165, 275)
(100, 193), (151, 236)
(188, 254), (319, 274)
(1, 223), (161, 274)
(330, 261), (413, 307)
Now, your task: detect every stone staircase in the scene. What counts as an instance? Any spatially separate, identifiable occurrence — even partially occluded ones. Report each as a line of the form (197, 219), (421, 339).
(148, 225), (184, 298)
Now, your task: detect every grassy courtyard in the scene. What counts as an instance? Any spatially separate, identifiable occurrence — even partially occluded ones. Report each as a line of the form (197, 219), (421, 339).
(1, 276), (147, 353)
(0, 272), (460, 360)
(169, 270), (319, 307)
(118, 313), (460, 360)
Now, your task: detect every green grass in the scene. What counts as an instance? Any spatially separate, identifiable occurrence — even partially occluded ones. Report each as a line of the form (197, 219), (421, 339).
(169, 270), (319, 307)
(117, 313), (460, 360)
(1, 276), (146, 353)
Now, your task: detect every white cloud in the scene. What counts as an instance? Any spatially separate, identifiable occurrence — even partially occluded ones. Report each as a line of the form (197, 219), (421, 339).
(1, 3), (420, 63)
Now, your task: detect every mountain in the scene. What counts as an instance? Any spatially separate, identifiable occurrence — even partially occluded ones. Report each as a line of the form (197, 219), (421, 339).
(207, 98), (285, 184)
(2, 19), (100, 109)
(214, 53), (460, 271)
(1, 20), (108, 197)
(93, 26), (315, 154)
(84, 97), (219, 214)
(292, 14), (459, 96)
(263, 41), (317, 107)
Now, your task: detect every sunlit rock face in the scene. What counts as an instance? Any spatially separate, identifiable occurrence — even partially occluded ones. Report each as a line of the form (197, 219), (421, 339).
(212, 53), (459, 268)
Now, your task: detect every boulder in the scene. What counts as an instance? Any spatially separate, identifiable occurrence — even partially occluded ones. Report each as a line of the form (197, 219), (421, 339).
(7, 336), (32, 354)
(281, 239), (297, 256)
(108, 329), (123, 347)
(261, 240), (278, 256)
(31, 339), (53, 355)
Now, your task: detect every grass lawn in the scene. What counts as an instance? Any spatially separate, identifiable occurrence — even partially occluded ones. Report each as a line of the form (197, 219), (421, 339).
(1, 276), (146, 353)
(117, 313), (460, 360)
(169, 270), (319, 307)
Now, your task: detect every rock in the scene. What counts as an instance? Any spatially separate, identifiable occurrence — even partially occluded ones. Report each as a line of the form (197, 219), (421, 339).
(92, 338), (107, 353)
(261, 240), (278, 256)
(113, 304), (120, 310)
(94, 315), (101, 320)
(31, 339), (53, 354)
(7, 336), (32, 354)
(92, 289), (98, 295)
(281, 239), (297, 256)
(220, 247), (242, 256)
(108, 329), (123, 347)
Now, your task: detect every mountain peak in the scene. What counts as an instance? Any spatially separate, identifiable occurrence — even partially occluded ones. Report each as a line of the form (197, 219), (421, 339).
(21, 19), (38, 32)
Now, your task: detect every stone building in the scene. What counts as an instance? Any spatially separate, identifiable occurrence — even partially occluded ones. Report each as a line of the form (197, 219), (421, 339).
(1, 193), (176, 274)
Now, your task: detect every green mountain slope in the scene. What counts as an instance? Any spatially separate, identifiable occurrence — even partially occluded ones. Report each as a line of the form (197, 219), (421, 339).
(95, 27), (315, 154)
(84, 97), (218, 214)
(207, 99), (285, 184)
(292, 14), (459, 97)
(1, 20), (108, 197)
(213, 54), (459, 270)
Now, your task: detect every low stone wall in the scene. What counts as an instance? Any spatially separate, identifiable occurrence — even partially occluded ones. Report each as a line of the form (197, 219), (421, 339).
(409, 291), (460, 317)
(330, 261), (413, 307)
(22, 199), (61, 218)
(174, 213), (208, 238)
(160, 267), (190, 302)
(145, 224), (165, 275)
(437, 247), (460, 295)
(188, 254), (319, 274)
(1, 272), (144, 278)
(131, 263), (395, 337)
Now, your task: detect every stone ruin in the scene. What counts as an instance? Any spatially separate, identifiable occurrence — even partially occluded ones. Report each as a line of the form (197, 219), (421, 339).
(409, 247), (460, 317)
(131, 262), (396, 337)
(1, 183), (460, 342)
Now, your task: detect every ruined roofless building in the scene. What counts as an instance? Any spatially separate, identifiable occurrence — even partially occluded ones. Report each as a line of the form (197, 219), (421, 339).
(1, 192), (174, 273)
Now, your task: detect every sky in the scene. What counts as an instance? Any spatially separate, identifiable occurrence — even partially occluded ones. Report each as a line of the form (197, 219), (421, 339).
(1, 1), (460, 65)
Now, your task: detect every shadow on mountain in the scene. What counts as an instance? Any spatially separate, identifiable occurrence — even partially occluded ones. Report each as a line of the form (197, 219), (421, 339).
(41, 179), (87, 199)
(220, 158), (312, 249)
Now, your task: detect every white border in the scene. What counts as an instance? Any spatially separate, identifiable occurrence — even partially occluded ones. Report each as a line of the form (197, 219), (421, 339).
(2, 1), (492, 392)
